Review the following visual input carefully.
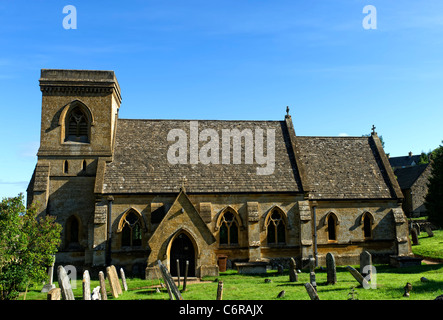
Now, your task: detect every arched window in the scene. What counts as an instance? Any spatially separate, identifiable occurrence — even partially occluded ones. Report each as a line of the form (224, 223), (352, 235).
(65, 106), (90, 143)
(266, 209), (286, 244)
(121, 211), (142, 247)
(363, 213), (373, 239)
(219, 210), (239, 246)
(82, 160), (87, 172)
(327, 214), (337, 241)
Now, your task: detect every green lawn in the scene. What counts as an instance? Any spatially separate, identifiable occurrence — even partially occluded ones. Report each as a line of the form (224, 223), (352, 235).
(21, 229), (443, 301)
(22, 263), (443, 301)
(411, 229), (443, 260)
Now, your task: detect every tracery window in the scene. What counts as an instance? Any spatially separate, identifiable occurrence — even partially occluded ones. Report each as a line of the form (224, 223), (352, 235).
(219, 210), (239, 246)
(121, 211), (142, 247)
(266, 209), (286, 244)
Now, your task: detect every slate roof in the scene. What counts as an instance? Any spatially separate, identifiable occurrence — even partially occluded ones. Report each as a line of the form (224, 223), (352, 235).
(389, 155), (421, 169)
(102, 119), (398, 199)
(394, 163), (430, 189)
(296, 136), (394, 199)
(102, 119), (303, 194)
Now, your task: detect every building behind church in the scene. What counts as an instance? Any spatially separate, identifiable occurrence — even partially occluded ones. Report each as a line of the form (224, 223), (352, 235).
(27, 69), (411, 278)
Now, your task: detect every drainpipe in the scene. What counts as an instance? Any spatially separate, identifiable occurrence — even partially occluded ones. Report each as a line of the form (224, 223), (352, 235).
(106, 195), (114, 266)
(312, 202), (318, 267)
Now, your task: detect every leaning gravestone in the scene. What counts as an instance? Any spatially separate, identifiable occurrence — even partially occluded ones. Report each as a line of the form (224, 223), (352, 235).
(83, 270), (91, 300)
(304, 283), (320, 300)
(289, 258), (298, 282)
(98, 271), (108, 300)
(411, 227), (419, 245)
(57, 265), (75, 300)
(157, 260), (183, 300)
(360, 251), (372, 281)
(106, 266), (119, 298)
(326, 253), (337, 285)
(346, 266), (369, 288)
(120, 268), (128, 291)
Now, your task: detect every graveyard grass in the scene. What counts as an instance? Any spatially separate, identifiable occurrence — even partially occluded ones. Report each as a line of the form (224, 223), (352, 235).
(22, 230), (443, 300)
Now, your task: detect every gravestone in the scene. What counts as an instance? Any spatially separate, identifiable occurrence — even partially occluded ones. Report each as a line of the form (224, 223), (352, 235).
(106, 266), (119, 298)
(98, 271), (108, 300)
(92, 286), (102, 300)
(346, 266), (369, 288)
(83, 270), (91, 300)
(57, 265), (75, 300)
(403, 282), (412, 297)
(157, 260), (183, 300)
(120, 268), (128, 291)
(309, 257), (317, 290)
(424, 224), (434, 237)
(216, 281), (224, 300)
(326, 253), (337, 285)
(47, 287), (61, 300)
(360, 251), (372, 281)
(41, 256), (56, 292)
(289, 258), (298, 282)
(111, 265), (123, 295)
(411, 228), (419, 245)
(304, 283), (320, 300)
(277, 264), (284, 275)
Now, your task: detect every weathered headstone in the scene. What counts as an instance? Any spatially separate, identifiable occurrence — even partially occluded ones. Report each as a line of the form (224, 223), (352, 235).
(216, 281), (224, 300)
(120, 268), (128, 291)
(304, 283), (320, 300)
(289, 258), (298, 282)
(424, 224), (434, 237)
(157, 260), (183, 300)
(411, 227), (419, 245)
(106, 266), (119, 298)
(57, 265), (75, 300)
(47, 287), (61, 300)
(98, 271), (108, 300)
(41, 256), (56, 293)
(403, 282), (412, 297)
(360, 251), (372, 281)
(83, 270), (91, 300)
(111, 265), (122, 295)
(277, 264), (284, 275)
(346, 266), (369, 288)
(326, 253), (337, 285)
(309, 257), (317, 290)
(92, 286), (102, 300)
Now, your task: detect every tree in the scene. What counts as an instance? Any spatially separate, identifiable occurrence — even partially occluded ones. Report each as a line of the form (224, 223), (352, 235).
(425, 142), (443, 228)
(0, 194), (61, 300)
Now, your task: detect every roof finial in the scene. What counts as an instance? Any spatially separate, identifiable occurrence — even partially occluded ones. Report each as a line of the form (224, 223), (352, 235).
(371, 124), (376, 134)
(286, 106), (290, 115)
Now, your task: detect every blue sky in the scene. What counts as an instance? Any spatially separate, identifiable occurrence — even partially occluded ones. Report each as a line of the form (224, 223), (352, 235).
(1, 0), (442, 199)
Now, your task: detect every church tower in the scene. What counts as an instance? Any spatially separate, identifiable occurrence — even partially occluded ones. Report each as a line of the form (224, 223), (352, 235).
(27, 69), (121, 265)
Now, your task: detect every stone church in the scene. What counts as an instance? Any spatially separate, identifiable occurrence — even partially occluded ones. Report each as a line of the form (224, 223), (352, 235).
(27, 69), (411, 278)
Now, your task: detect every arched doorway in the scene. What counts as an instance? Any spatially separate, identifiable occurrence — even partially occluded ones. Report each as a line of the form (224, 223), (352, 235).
(169, 232), (196, 277)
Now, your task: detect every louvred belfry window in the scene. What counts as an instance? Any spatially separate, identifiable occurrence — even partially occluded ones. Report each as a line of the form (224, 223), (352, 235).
(65, 107), (89, 143)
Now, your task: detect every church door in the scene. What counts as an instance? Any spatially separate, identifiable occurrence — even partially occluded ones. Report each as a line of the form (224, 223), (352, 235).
(170, 233), (196, 277)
